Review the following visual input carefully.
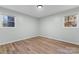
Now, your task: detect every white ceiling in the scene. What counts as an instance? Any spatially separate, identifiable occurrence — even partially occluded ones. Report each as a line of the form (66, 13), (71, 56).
(0, 5), (79, 18)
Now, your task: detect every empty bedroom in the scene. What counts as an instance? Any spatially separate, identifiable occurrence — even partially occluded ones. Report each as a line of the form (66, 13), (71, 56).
(0, 5), (79, 54)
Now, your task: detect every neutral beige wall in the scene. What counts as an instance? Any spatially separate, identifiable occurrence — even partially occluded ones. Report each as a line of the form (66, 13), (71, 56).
(40, 7), (79, 45)
(0, 7), (38, 45)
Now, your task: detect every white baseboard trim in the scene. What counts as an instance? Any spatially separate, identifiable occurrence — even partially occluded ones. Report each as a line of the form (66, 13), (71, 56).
(0, 35), (79, 46)
(39, 35), (79, 45)
(0, 35), (39, 45)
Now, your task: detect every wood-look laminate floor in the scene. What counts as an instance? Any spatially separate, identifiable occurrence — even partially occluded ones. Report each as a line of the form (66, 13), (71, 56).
(0, 36), (79, 54)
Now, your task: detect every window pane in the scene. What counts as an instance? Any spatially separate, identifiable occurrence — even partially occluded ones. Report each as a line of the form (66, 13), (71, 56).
(8, 22), (15, 27)
(3, 16), (8, 27)
(8, 16), (14, 22)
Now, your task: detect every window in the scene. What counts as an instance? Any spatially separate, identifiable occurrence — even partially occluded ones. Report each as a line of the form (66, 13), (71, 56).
(3, 16), (15, 27)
